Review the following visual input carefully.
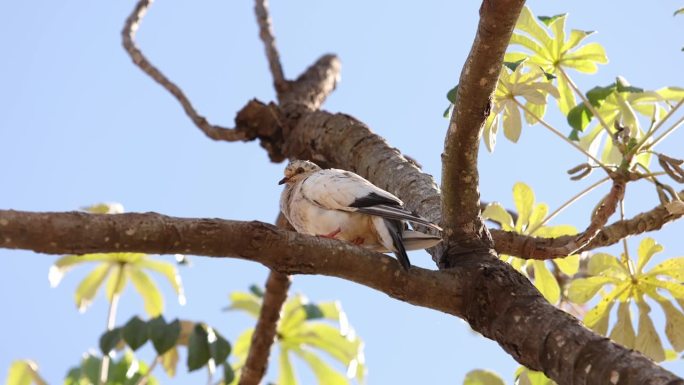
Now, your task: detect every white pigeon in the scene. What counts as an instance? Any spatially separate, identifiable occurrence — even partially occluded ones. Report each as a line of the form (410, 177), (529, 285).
(279, 160), (442, 270)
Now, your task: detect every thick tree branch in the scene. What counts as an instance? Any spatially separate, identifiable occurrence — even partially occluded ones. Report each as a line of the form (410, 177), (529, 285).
(122, 0), (253, 142)
(238, 270), (290, 385)
(440, 0), (525, 262)
(254, 0), (288, 95)
(239, 214), (292, 385)
(1, 209), (682, 385)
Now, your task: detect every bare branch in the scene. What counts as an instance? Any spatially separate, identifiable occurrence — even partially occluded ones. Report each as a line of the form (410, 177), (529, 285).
(238, 271), (290, 385)
(122, 0), (252, 142)
(440, 0), (525, 263)
(254, 0), (288, 95)
(239, 214), (292, 385)
(493, 188), (684, 259)
(1, 209), (682, 385)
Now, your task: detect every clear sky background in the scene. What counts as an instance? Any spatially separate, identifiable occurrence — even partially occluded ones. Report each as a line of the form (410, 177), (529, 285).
(1, 0), (683, 383)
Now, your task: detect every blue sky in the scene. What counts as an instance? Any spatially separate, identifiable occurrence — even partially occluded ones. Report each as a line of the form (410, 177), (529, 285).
(1, 0), (683, 383)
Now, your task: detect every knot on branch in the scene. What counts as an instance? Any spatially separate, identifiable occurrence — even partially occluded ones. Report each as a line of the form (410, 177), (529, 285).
(236, 99), (288, 162)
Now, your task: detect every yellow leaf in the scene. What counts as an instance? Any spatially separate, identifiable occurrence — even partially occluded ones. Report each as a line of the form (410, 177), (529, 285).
(464, 369), (506, 385)
(278, 348), (297, 385)
(513, 182), (535, 231)
(567, 276), (617, 303)
(527, 203), (548, 233)
(556, 74), (575, 115)
(588, 253), (627, 278)
(105, 264), (127, 301)
(503, 104), (523, 143)
(482, 203), (515, 230)
(636, 238), (663, 274)
(554, 254), (580, 276)
(129, 267), (164, 317)
(524, 102), (546, 125)
(75, 264), (111, 312)
(635, 301), (666, 361)
(533, 261), (560, 304)
(563, 29), (595, 52)
(584, 282), (627, 332)
(515, 7), (554, 56)
(659, 301), (684, 351)
(561, 42), (609, 73)
(609, 301), (636, 348)
(161, 347), (179, 377)
(647, 257), (684, 281)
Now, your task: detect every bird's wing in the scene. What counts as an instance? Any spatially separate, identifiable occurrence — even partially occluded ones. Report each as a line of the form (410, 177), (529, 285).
(300, 169), (441, 231)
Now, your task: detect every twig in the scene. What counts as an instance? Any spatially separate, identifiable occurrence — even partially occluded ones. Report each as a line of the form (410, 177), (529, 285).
(494, 179), (626, 259)
(135, 355), (160, 385)
(527, 176), (611, 235)
(121, 0), (251, 142)
(254, 0), (288, 95)
(514, 99), (610, 173)
(619, 199), (632, 269)
(647, 112), (684, 151)
(636, 98), (684, 152)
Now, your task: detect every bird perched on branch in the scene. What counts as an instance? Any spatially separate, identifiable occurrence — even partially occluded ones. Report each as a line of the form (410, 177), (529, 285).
(279, 160), (442, 270)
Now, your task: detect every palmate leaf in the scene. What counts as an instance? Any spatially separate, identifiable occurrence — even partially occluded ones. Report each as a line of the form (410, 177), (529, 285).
(293, 347), (349, 385)
(129, 267), (164, 317)
(482, 62), (559, 152)
(224, 291), (262, 318)
(507, 7), (608, 114)
(278, 349), (297, 385)
(4, 360), (47, 385)
(483, 182), (578, 304)
(463, 369), (505, 385)
(571, 238), (684, 357)
(74, 264), (111, 312)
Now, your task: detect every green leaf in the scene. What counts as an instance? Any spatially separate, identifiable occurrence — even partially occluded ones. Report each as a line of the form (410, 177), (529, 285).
(518, 368), (554, 385)
(288, 323), (361, 366)
(504, 59), (527, 72)
(447, 85), (459, 103)
(513, 182), (535, 231)
(567, 104), (593, 132)
(616, 76), (644, 93)
(129, 267), (164, 317)
(482, 203), (514, 230)
(463, 369), (505, 385)
(675, 8), (684, 16)
(636, 238), (663, 274)
(5, 361), (46, 385)
(563, 30), (595, 52)
(301, 303), (324, 320)
(122, 316), (149, 350)
(636, 301), (666, 361)
(537, 14), (564, 26)
(554, 254), (580, 276)
(224, 291), (262, 318)
(210, 330), (232, 364)
(249, 284), (265, 298)
(533, 261), (560, 304)
(81, 355), (102, 385)
(223, 363), (236, 384)
(148, 316), (181, 355)
(293, 347), (349, 385)
(586, 84), (616, 107)
(278, 348), (297, 385)
(187, 324), (211, 371)
(659, 300), (684, 351)
(74, 263), (111, 312)
(136, 259), (186, 305)
(100, 327), (123, 355)
(556, 74), (575, 115)
(609, 301), (636, 348)
(567, 276), (616, 303)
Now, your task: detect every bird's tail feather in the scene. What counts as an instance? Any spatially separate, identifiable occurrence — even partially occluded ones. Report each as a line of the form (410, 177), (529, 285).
(384, 219), (411, 270)
(402, 230), (442, 251)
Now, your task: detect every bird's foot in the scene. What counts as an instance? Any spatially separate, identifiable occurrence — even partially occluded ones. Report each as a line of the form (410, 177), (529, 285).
(319, 228), (342, 239)
(351, 237), (365, 245)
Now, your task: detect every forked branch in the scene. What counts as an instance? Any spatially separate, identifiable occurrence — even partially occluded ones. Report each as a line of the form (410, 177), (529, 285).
(122, 0), (252, 142)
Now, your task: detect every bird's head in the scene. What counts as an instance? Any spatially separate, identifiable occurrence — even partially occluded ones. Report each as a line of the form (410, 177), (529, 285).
(278, 160), (321, 185)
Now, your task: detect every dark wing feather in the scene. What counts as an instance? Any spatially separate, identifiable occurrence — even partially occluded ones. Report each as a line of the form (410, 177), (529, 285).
(384, 219), (410, 270)
(349, 192), (402, 208)
(354, 204), (442, 231)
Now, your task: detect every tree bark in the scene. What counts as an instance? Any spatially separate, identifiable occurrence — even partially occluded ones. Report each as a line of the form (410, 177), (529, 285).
(1, 209), (682, 385)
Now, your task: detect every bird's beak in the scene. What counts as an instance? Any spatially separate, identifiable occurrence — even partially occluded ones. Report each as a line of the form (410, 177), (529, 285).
(278, 177), (289, 185)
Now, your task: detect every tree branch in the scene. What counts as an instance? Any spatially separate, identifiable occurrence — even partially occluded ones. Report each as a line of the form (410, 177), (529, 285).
(239, 215), (292, 385)
(492, 188), (684, 259)
(1, 209), (682, 385)
(254, 0), (288, 95)
(122, 0), (253, 142)
(440, 0), (525, 263)
(238, 271), (290, 385)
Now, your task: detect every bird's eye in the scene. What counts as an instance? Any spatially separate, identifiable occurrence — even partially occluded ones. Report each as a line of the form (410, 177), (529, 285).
(296, 167), (305, 174)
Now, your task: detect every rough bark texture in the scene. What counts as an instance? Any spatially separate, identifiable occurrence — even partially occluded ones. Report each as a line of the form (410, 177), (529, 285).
(1, 209), (682, 385)
(440, 0), (525, 264)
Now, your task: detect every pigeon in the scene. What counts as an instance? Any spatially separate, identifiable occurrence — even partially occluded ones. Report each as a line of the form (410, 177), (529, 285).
(279, 160), (442, 270)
